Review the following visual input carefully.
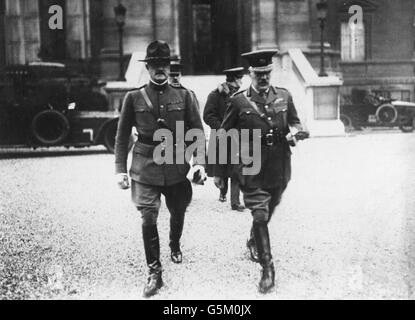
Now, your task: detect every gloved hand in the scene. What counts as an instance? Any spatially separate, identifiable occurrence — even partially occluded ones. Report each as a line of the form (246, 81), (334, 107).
(192, 165), (207, 185)
(214, 177), (225, 189)
(116, 173), (130, 190)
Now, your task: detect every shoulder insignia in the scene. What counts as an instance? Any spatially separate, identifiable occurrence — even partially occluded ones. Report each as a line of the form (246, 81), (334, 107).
(274, 86), (290, 94)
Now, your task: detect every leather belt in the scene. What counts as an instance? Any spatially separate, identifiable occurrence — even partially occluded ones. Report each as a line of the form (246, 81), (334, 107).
(138, 135), (181, 147)
(137, 135), (164, 146)
(261, 130), (285, 146)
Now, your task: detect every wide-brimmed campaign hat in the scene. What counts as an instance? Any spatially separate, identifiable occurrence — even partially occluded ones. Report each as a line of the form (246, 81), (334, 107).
(241, 49), (279, 72)
(139, 40), (178, 62)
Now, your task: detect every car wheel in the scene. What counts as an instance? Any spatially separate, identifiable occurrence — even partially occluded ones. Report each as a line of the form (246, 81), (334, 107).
(399, 116), (415, 133)
(31, 110), (70, 146)
(340, 114), (354, 132)
(103, 120), (135, 153)
(376, 104), (398, 124)
(103, 121), (118, 153)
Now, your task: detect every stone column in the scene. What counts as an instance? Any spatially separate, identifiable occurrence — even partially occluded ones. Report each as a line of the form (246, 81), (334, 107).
(0, 0), (6, 68)
(4, 0), (41, 64)
(65, 0), (91, 59)
(252, 0), (277, 49)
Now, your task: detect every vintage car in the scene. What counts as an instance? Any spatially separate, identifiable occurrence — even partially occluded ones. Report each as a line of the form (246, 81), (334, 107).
(340, 91), (415, 133)
(0, 62), (129, 152)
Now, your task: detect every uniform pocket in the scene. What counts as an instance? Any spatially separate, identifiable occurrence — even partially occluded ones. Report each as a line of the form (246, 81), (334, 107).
(273, 105), (288, 128)
(166, 103), (185, 125)
(133, 105), (155, 129)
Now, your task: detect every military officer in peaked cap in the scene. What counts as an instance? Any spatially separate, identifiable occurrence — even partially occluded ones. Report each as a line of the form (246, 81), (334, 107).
(168, 59), (200, 111)
(115, 40), (206, 298)
(168, 59), (184, 88)
(204, 67), (245, 211)
(214, 50), (309, 294)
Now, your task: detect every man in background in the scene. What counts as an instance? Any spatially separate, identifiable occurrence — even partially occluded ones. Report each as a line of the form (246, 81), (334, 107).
(204, 68), (245, 212)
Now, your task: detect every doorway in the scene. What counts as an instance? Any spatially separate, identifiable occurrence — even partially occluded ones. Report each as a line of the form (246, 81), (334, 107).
(179, 0), (252, 75)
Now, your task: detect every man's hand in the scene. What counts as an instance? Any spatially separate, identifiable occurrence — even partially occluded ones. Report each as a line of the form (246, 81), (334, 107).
(295, 131), (310, 141)
(214, 177), (225, 189)
(192, 165), (207, 185)
(116, 173), (130, 190)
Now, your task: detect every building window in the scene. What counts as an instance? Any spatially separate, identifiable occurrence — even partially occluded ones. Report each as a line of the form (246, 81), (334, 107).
(341, 21), (365, 61)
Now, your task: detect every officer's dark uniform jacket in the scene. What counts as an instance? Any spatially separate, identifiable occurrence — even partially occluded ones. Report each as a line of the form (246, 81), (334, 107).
(215, 85), (302, 189)
(204, 83), (236, 178)
(115, 81), (204, 186)
(170, 82), (200, 112)
(203, 83), (233, 130)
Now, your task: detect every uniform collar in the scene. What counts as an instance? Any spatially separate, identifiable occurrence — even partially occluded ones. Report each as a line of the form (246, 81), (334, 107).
(149, 79), (169, 91)
(251, 85), (270, 95)
(249, 85), (277, 105)
(170, 82), (182, 88)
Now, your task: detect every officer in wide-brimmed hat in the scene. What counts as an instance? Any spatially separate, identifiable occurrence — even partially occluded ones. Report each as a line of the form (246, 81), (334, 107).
(204, 67), (245, 211)
(214, 49), (309, 294)
(114, 40), (206, 298)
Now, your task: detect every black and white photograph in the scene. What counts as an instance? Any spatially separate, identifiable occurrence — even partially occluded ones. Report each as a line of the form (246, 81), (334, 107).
(1, 0), (415, 305)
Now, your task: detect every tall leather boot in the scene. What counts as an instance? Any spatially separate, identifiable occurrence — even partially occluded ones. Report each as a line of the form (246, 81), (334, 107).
(169, 211), (185, 264)
(142, 225), (163, 298)
(253, 222), (275, 294)
(247, 225), (259, 263)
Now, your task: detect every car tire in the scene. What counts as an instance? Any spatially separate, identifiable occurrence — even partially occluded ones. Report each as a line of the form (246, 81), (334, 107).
(340, 114), (354, 132)
(103, 120), (135, 154)
(399, 116), (415, 133)
(103, 120), (118, 153)
(31, 110), (70, 146)
(376, 104), (398, 124)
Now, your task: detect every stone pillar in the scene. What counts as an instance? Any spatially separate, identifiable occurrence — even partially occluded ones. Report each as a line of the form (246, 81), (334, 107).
(0, 0), (6, 68)
(4, 0), (41, 64)
(65, 0), (91, 59)
(252, 0), (277, 49)
(276, 0), (311, 51)
(154, 0), (177, 48)
(273, 49), (345, 137)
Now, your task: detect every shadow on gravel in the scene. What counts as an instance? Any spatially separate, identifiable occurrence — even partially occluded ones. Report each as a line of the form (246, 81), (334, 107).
(0, 148), (109, 160)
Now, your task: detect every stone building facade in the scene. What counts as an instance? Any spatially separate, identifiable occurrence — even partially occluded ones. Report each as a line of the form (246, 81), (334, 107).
(1, 0), (414, 101)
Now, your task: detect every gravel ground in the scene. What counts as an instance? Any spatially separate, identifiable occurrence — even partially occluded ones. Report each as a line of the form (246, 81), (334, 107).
(1, 130), (415, 300)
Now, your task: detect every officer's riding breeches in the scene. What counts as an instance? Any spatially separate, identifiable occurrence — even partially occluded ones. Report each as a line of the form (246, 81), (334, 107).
(132, 179), (193, 226)
(241, 186), (287, 223)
